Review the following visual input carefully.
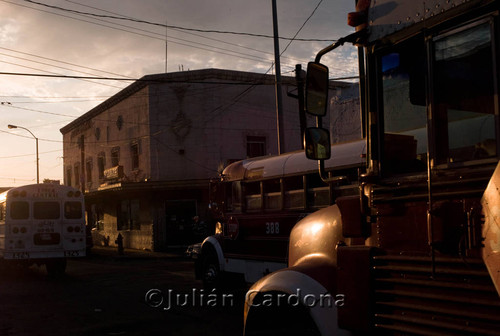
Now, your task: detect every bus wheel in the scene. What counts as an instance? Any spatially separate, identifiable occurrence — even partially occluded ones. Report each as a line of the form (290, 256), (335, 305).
(202, 252), (221, 290)
(46, 258), (67, 276)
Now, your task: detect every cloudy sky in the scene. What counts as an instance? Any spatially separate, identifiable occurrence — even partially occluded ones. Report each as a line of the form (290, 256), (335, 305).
(0, 0), (358, 187)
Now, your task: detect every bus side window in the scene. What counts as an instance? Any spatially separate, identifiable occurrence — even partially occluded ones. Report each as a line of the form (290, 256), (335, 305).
(231, 181), (242, 213)
(245, 181), (262, 212)
(306, 173), (329, 209)
(10, 201), (29, 220)
(263, 178), (281, 211)
(65, 201), (83, 219)
(284, 175), (304, 210)
(433, 22), (496, 163)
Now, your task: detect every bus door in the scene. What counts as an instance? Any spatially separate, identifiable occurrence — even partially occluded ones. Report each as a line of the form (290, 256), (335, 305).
(377, 18), (498, 256)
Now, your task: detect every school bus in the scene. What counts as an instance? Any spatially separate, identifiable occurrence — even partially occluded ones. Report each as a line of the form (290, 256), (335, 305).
(196, 141), (365, 289)
(0, 183), (86, 275)
(244, 0), (500, 335)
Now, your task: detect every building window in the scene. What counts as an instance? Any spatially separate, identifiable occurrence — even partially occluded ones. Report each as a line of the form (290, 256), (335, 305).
(86, 158), (93, 184)
(247, 136), (266, 158)
(131, 141), (139, 170)
(117, 199), (140, 231)
(116, 115), (123, 130)
(111, 146), (120, 167)
(97, 152), (106, 180)
(66, 167), (72, 187)
(74, 163), (80, 188)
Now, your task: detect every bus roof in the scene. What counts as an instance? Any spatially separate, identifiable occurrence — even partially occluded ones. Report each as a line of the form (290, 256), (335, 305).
(0, 184), (83, 200)
(365, 0), (492, 43)
(222, 139), (366, 182)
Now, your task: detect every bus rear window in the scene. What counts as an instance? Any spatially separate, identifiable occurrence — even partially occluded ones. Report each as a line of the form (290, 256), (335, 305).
(34, 202), (60, 219)
(10, 201), (29, 220)
(64, 201), (82, 219)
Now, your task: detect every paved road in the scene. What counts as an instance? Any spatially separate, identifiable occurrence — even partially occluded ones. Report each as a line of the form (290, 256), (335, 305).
(0, 247), (245, 336)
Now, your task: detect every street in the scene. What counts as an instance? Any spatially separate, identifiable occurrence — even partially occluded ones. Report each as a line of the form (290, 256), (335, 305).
(0, 248), (245, 336)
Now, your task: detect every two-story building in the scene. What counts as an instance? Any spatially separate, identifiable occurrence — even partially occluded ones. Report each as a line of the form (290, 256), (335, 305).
(60, 68), (350, 251)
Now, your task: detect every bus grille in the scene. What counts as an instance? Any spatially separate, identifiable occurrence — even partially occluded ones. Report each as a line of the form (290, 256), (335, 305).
(372, 255), (500, 336)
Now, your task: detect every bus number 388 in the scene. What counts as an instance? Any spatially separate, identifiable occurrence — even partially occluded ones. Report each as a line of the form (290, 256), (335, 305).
(265, 222), (279, 235)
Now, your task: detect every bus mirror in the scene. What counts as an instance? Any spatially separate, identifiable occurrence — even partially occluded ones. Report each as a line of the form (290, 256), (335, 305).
(304, 127), (331, 160)
(306, 62), (329, 116)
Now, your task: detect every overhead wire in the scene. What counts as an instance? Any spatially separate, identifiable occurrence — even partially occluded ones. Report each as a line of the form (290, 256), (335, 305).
(1, 0), (354, 82)
(0, 0), (353, 180)
(62, 0), (308, 66)
(0, 62), (129, 89)
(23, 0), (338, 42)
(0, 46), (134, 79)
(202, 0), (324, 124)
(0, 0), (312, 71)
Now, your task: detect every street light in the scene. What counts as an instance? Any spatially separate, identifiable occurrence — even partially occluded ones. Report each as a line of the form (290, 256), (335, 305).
(8, 124), (39, 184)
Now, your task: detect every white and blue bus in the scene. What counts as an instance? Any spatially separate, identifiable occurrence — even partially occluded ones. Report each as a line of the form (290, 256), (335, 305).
(0, 183), (86, 275)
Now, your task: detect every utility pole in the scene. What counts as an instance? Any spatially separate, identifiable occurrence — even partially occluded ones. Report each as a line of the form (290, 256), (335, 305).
(79, 135), (85, 192)
(295, 64), (306, 149)
(165, 18), (168, 73)
(272, 0), (285, 155)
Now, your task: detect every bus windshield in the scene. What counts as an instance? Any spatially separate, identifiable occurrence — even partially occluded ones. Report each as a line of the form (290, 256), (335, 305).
(380, 19), (497, 174)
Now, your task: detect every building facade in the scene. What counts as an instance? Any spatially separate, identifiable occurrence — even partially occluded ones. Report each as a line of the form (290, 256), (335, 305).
(60, 69), (348, 250)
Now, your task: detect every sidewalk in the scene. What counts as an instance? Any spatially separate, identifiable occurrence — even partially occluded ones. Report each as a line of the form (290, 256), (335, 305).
(88, 245), (188, 261)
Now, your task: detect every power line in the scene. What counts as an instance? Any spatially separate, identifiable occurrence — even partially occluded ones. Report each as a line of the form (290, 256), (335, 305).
(280, 0), (323, 56)
(62, 0), (307, 66)
(0, 148), (62, 159)
(0, 71), (286, 86)
(4, 99), (105, 104)
(0, 51), (128, 81)
(3, 1), (354, 78)
(0, 61), (128, 89)
(0, 47), (133, 79)
(23, 0), (337, 42)
(1, 1), (297, 71)
(0, 95), (111, 99)
(0, 103), (77, 118)
(203, 0), (324, 124)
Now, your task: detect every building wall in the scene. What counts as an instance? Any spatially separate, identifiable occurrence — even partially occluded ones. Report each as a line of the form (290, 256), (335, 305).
(61, 69), (347, 250)
(146, 73), (304, 182)
(90, 194), (154, 250)
(62, 86), (151, 191)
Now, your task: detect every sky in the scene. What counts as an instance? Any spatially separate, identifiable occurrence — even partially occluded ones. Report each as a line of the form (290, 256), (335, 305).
(0, 0), (358, 187)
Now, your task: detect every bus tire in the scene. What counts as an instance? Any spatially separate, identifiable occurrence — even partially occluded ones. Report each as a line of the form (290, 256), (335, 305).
(202, 251), (222, 290)
(46, 258), (67, 276)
